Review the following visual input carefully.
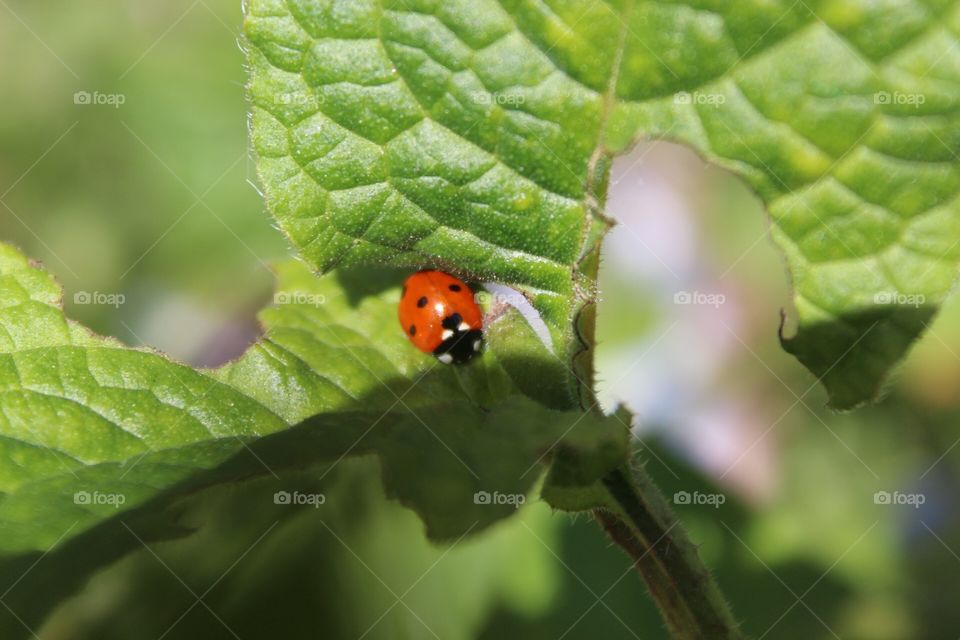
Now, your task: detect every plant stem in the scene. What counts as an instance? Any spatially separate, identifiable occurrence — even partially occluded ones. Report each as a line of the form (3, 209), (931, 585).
(593, 466), (747, 640)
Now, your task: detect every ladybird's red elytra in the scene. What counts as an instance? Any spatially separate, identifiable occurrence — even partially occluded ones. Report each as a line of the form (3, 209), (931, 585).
(398, 270), (483, 364)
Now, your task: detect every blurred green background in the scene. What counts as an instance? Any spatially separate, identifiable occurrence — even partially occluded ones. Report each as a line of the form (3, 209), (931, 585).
(1, 2), (958, 638)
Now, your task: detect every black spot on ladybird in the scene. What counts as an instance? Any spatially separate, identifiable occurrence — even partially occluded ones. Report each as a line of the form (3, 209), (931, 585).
(409, 324), (416, 336)
(442, 313), (463, 331)
(433, 328), (483, 364)
(417, 296), (428, 308)
(448, 284), (461, 292)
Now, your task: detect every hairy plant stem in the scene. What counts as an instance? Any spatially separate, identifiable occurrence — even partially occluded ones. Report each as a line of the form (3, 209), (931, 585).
(574, 31), (744, 628)
(592, 466), (746, 640)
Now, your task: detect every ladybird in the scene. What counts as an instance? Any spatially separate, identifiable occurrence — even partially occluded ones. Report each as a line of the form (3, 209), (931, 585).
(398, 270), (483, 364)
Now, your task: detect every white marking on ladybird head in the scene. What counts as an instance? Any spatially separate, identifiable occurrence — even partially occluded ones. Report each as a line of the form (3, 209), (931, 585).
(473, 339), (481, 352)
(458, 322), (470, 332)
(441, 329), (454, 340)
(437, 353), (454, 364)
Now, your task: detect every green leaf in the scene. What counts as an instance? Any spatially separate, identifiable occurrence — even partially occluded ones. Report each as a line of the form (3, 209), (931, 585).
(0, 243), (625, 558)
(245, 0), (960, 408)
(605, 3), (960, 408)
(243, 0), (611, 404)
(485, 304), (574, 410)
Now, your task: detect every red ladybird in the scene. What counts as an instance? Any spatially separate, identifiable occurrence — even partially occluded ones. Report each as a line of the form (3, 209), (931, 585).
(398, 270), (483, 364)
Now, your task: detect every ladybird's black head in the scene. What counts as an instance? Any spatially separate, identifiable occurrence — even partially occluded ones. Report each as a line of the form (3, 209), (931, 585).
(433, 315), (483, 364)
